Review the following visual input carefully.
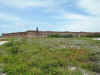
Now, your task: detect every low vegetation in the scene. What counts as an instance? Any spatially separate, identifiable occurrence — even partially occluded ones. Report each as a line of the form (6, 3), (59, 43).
(85, 33), (100, 37)
(0, 38), (100, 75)
(48, 34), (73, 38)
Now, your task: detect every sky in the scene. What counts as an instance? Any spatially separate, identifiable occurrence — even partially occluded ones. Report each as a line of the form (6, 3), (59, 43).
(0, 0), (100, 35)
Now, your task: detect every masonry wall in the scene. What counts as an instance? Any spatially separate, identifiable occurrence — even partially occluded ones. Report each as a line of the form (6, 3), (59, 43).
(2, 31), (100, 38)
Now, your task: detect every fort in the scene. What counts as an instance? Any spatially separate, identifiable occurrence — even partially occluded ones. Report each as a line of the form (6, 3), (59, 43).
(1, 27), (100, 38)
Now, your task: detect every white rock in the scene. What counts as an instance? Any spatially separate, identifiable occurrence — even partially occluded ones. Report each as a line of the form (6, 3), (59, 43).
(0, 41), (8, 45)
(93, 38), (100, 40)
(2, 73), (6, 75)
(69, 66), (77, 71)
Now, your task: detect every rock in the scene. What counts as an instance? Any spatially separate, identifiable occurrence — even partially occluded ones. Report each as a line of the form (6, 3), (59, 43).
(0, 41), (8, 45)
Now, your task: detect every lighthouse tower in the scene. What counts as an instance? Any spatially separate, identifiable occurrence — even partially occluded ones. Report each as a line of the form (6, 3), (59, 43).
(36, 26), (39, 32)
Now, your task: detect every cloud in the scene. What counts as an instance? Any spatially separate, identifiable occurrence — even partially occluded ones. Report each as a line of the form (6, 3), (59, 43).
(67, 20), (100, 32)
(63, 12), (89, 21)
(65, 14), (100, 32)
(0, 0), (100, 33)
(0, 0), (47, 8)
(52, 11), (100, 32)
(78, 0), (100, 16)
(51, 0), (100, 32)
(0, 12), (20, 22)
(65, 0), (100, 32)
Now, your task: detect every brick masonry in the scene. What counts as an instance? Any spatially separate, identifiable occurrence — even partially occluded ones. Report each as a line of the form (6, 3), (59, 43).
(1, 28), (100, 38)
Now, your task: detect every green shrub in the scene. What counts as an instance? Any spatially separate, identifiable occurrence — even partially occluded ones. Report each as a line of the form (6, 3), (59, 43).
(0, 38), (99, 75)
(48, 34), (73, 38)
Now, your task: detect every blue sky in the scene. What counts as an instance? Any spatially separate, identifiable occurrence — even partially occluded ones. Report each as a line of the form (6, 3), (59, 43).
(0, 0), (100, 35)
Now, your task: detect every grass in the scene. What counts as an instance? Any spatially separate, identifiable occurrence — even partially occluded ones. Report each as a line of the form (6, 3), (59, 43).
(0, 38), (100, 75)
